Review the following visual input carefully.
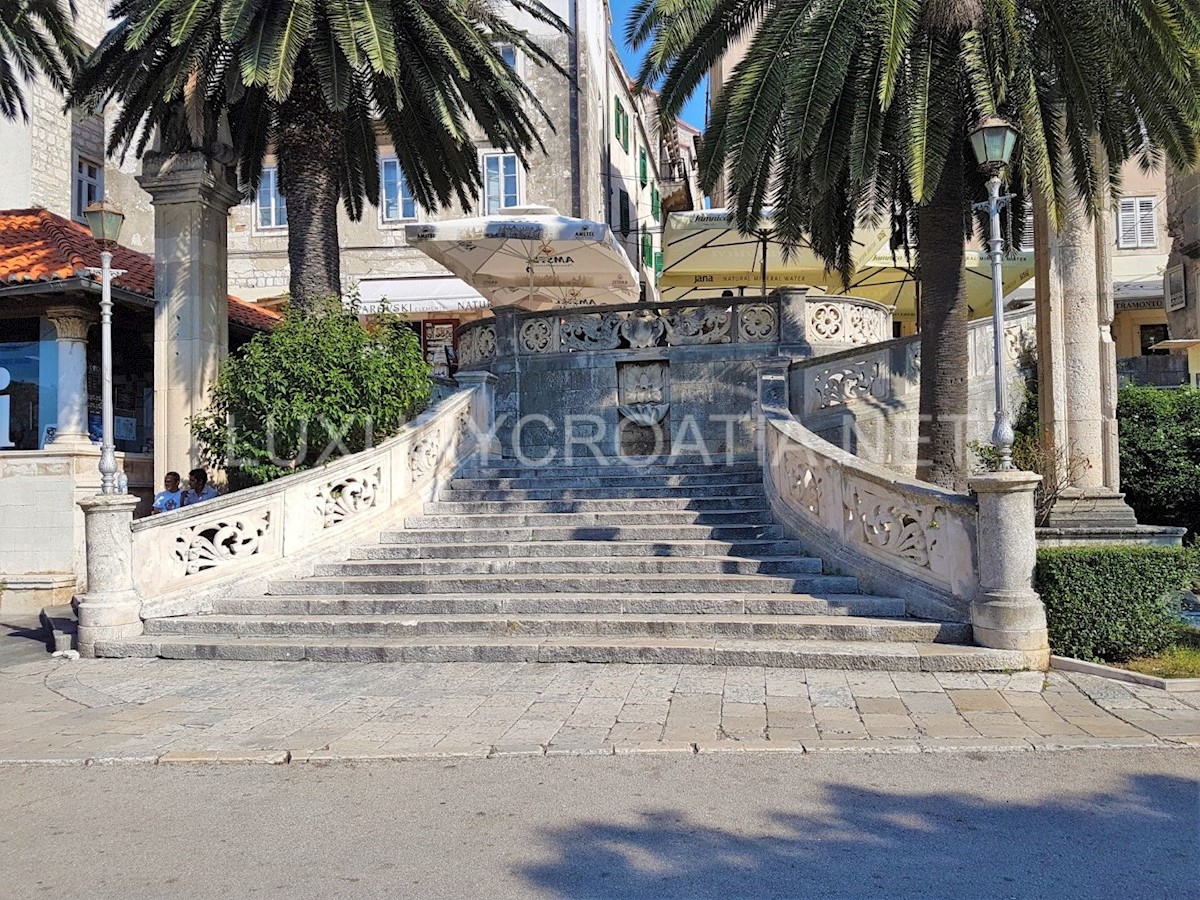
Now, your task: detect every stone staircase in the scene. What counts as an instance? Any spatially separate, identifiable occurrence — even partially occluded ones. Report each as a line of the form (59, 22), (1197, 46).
(95, 457), (1030, 670)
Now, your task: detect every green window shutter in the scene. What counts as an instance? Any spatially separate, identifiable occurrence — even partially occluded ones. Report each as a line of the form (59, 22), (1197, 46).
(654, 250), (664, 280)
(641, 227), (653, 267)
(621, 107), (630, 152)
(651, 185), (660, 221)
(619, 189), (630, 236)
(639, 149), (648, 186)
(614, 98), (621, 140)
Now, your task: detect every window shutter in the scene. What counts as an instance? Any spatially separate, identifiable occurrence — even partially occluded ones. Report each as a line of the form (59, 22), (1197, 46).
(1117, 198), (1137, 248)
(619, 189), (630, 236)
(651, 186), (660, 221)
(639, 149), (648, 186)
(654, 250), (664, 279)
(1137, 197), (1157, 248)
(642, 227), (653, 267)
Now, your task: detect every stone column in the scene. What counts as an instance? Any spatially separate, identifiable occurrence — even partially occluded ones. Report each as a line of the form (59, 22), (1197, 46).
(45, 307), (97, 446)
(489, 307), (521, 457)
(453, 370), (499, 461)
(776, 286), (811, 355)
(968, 471), (1049, 660)
(1033, 185), (1136, 528)
(138, 152), (241, 487)
(75, 493), (141, 656)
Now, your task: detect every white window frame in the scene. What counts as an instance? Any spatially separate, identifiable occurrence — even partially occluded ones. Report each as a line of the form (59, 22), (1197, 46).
(72, 153), (103, 222)
(1117, 196), (1157, 249)
(480, 150), (522, 215)
(255, 166), (288, 231)
(496, 43), (520, 74)
(379, 156), (419, 225)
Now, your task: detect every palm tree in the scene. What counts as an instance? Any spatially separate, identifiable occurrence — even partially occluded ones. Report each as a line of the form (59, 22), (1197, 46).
(631, 0), (1200, 487)
(70, 0), (563, 307)
(0, 0), (79, 121)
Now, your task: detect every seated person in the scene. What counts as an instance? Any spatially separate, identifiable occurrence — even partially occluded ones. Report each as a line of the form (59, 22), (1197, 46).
(181, 468), (219, 506)
(151, 471), (183, 514)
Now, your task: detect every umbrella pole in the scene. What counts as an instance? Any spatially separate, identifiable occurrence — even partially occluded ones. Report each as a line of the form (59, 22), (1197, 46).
(761, 233), (767, 300)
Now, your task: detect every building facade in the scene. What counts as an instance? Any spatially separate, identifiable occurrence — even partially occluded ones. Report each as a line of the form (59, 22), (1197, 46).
(1164, 157), (1200, 383)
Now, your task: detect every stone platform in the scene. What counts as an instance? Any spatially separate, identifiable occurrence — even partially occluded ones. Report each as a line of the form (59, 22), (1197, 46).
(0, 655), (1196, 764)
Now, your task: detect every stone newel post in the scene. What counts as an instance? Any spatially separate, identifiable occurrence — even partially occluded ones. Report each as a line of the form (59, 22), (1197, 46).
(968, 471), (1049, 656)
(75, 494), (141, 656)
(453, 370), (499, 461)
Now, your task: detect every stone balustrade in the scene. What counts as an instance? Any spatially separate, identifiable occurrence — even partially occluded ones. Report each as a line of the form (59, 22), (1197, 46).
(759, 366), (1048, 660)
(75, 378), (495, 653)
(454, 290), (893, 366)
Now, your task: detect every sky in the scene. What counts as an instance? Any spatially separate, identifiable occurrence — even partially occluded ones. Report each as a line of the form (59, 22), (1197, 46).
(606, 0), (710, 132)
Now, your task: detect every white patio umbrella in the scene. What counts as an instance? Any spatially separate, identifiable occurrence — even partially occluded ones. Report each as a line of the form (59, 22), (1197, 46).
(404, 206), (640, 310)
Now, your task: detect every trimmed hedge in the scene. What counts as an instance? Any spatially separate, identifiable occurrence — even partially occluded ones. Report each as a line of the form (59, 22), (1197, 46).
(1118, 386), (1200, 539)
(1035, 547), (1200, 662)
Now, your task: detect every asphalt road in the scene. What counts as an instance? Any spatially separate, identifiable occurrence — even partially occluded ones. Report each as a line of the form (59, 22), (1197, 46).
(1, 750), (1196, 899)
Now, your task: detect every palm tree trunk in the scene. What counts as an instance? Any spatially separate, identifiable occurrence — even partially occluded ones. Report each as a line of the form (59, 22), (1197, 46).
(276, 56), (344, 309)
(916, 140), (970, 489)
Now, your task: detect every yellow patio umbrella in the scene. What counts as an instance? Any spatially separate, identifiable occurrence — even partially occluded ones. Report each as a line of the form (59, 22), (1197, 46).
(834, 246), (1035, 326)
(658, 209), (892, 302)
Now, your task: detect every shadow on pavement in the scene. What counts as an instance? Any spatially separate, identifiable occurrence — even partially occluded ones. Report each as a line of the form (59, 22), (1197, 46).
(520, 773), (1198, 899)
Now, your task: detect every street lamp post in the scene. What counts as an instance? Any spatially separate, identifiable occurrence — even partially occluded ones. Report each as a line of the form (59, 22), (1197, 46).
(969, 117), (1020, 470)
(82, 201), (127, 494)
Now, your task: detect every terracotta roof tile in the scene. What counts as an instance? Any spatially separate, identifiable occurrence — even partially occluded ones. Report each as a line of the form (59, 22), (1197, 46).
(228, 294), (283, 331)
(0, 207), (279, 331)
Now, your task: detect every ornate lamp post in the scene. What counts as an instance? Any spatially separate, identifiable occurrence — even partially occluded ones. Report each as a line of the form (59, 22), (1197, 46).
(969, 116), (1021, 470)
(82, 201), (126, 494)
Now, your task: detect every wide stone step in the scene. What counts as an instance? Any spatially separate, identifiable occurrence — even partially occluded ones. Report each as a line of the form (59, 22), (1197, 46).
(143, 613), (971, 643)
(423, 497), (768, 515)
(212, 593), (906, 617)
(403, 510), (771, 529)
(467, 460), (761, 479)
(439, 484), (767, 501)
(452, 472), (765, 491)
(266, 572), (859, 596)
(95, 634), (1027, 671)
(379, 524), (784, 545)
(350, 539), (808, 561)
(312, 555), (825, 578)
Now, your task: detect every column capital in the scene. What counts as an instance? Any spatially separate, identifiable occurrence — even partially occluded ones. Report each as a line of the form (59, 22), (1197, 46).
(46, 306), (98, 342)
(138, 151), (242, 212)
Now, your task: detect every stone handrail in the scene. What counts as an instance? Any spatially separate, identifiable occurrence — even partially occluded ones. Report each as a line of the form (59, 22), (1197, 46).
(763, 406), (980, 621)
(454, 289), (893, 365)
(128, 385), (485, 605)
(757, 365), (1048, 660)
(794, 304), (1037, 418)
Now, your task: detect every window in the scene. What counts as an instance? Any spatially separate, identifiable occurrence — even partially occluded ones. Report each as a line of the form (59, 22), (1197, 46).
(482, 152), (520, 214)
(73, 156), (102, 221)
(639, 148), (648, 186)
(1140, 324), (1169, 356)
(497, 44), (517, 69)
(381, 158), (417, 222)
(614, 98), (629, 152)
(1118, 197), (1157, 249)
(641, 226), (653, 267)
(651, 184), (661, 222)
(256, 167), (287, 229)
(654, 250), (664, 280)
(618, 189), (631, 237)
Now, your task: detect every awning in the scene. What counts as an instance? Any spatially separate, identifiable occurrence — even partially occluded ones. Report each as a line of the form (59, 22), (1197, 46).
(405, 206), (640, 309)
(1150, 339), (1200, 351)
(353, 276), (490, 315)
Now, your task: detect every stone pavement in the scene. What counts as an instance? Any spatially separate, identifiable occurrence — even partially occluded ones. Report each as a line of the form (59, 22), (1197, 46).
(1, 653), (1198, 764)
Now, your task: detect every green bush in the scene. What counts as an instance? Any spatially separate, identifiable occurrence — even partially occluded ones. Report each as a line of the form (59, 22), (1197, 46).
(1035, 547), (1200, 661)
(1118, 386), (1200, 539)
(193, 298), (431, 487)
